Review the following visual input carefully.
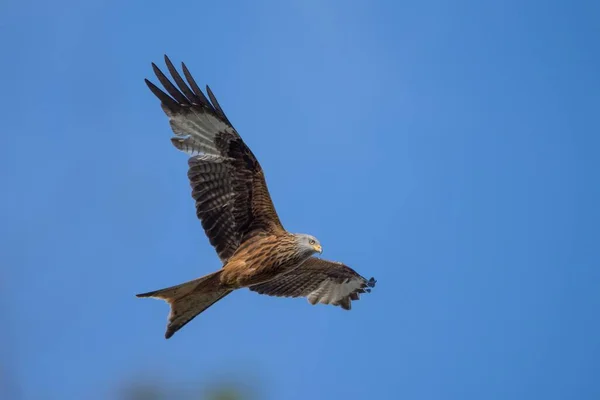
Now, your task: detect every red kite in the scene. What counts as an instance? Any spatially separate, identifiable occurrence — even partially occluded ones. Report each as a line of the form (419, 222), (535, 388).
(137, 56), (376, 339)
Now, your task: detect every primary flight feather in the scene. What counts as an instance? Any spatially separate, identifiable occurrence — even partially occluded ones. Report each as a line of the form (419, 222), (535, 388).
(137, 55), (376, 339)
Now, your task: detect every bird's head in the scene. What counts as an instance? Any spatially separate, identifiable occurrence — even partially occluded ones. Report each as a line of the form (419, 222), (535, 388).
(294, 234), (323, 255)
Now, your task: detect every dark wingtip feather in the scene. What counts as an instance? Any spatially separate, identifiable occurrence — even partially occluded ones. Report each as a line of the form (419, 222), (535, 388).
(181, 61), (211, 107)
(340, 297), (351, 310)
(206, 85), (231, 125)
(145, 78), (179, 111)
(367, 277), (377, 288)
(136, 290), (155, 298)
(151, 61), (189, 105)
(163, 55), (198, 103)
(163, 55), (176, 77)
(150, 62), (161, 77)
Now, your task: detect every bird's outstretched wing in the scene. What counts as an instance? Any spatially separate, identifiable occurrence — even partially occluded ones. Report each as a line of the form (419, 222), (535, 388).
(146, 55), (284, 263)
(249, 258), (376, 310)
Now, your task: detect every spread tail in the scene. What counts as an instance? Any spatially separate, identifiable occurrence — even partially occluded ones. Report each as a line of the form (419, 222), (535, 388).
(136, 270), (232, 339)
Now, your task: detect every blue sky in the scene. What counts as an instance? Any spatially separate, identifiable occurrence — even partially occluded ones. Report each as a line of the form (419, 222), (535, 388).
(1, 0), (599, 399)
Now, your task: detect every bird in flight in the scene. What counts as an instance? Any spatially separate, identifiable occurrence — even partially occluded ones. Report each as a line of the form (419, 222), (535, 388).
(137, 55), (376, 339)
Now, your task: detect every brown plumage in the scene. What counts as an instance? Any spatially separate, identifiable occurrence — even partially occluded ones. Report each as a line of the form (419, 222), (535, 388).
(250, 258), (377, 310)
(137, 55), (376, 339)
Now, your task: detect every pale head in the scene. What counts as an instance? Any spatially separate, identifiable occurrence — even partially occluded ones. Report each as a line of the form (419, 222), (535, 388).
(293, 234), (323, 255)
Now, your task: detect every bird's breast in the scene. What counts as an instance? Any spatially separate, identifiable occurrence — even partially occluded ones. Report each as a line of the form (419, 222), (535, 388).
(222, 234), (308, 287)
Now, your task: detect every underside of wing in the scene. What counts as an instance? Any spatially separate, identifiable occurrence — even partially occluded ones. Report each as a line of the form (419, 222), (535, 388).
(145, 55), (236, 156)
(249, 258), (376, 310)
(146, 55), (284, 262)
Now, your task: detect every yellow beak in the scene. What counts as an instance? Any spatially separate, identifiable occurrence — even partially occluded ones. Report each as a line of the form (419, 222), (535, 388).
(313, 244), (323, 254)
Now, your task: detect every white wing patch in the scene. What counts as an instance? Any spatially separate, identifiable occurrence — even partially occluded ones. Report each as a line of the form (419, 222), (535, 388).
(165, 107), (234, 156)
(307, 277), (365, 306)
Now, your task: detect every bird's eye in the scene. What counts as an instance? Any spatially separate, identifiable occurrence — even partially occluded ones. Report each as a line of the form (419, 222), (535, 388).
(309, 239), (315, 245)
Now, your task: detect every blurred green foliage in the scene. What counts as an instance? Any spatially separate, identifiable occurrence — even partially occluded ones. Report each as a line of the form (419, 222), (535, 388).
(121, 379), (257, 400)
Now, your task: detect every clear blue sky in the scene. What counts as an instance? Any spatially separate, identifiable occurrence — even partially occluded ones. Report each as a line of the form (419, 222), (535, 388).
(1, 0), (599, 399)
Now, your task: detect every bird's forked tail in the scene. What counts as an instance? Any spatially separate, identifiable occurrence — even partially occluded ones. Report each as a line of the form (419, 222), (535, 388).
(136, 270), (232, 339)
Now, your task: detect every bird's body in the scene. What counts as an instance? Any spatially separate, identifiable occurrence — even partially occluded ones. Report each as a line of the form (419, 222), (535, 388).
(137, 56), (376, 339)
(220, 232), (316, 288)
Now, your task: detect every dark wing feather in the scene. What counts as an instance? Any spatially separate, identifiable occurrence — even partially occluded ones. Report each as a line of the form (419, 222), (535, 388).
(146, 55), (284, 262)
(249, 258), (376, 310)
